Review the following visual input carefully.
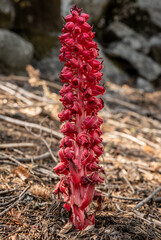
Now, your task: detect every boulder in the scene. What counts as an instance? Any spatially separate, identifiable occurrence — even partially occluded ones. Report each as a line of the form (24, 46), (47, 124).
(149, 35), (161, 65)
(103, 21), (148, 53)
(104, 0), (161, 36)
(137, 0), (161, 29)
(61, 0), (110, 25)
(0, 29), (33, 70)
(136, 77), (154, 92)
(97, 42), (129, 84)
(105, 42), (161, 81)
(35, 48), (62, 80)
(0, 0), (15, 28)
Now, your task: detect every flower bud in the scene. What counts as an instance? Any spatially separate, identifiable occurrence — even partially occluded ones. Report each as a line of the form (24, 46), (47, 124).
(81, 13), (89, 21)
(76, 16), (85, 24)
(61, 121), (75, 136)
(76, 132), (90, 146)
(65, 14), (74, 22)
(65, 22), (75, 32)
(81, 22), (92, 31)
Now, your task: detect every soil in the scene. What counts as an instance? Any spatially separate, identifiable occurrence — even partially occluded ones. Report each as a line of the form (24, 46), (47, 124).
(0, 73), (161, 240)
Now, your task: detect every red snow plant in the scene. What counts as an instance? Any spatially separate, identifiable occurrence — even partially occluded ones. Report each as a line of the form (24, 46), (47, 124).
(53, 5), (105, 230)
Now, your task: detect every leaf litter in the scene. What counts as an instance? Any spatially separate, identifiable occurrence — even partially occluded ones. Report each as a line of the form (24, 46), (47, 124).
(0, 70), (161, 239)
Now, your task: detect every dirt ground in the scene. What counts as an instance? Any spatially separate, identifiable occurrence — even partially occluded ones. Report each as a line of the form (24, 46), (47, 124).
(0, 71), (161, 240)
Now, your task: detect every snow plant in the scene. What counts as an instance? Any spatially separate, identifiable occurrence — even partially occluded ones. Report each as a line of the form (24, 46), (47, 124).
(53, 5), (105, 230)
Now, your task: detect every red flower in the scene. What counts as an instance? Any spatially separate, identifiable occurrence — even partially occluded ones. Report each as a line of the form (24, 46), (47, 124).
(76, 132), (90, 146)
(53, 162), (69, 175)
(53, 4), (105, 230)
(61, 121), (75, 136)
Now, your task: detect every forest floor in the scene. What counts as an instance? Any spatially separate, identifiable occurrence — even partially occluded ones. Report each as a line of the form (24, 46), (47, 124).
(0, 68), (161, 240)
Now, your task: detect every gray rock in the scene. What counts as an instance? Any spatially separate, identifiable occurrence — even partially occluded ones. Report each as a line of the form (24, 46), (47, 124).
(61, 0), (109, 24)
(104, 22), (149, 54)
(0, 29), (33, 69)
(106, 42), (161, 81)
(97, 42), (129, 84)
(0, 0), (15, 28)
(137, 77), (154, 92)
(149, 35), (161, 65)
(35, 48), (63, 80)
(137, 0), (161, 29)
(103, 0), (161, 36)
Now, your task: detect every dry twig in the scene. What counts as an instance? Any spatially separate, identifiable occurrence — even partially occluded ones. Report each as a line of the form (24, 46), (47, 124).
(0, 142), (35, 149)
(1, 153), (27, 169)
(0, 83), (33, 105)
(0, 114), (63, 139)
(0, 185), (30, 217)
(0, 74), (62, 90)
(133, 186), (161, 210)
(0, 152), (50, 163)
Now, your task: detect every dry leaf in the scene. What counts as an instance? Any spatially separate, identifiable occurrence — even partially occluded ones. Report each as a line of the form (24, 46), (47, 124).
(12, 166), (30, 181)
(59, 222), (73, 234)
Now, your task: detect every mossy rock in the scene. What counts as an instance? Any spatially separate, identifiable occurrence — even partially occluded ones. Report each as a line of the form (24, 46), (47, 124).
(21, 32), (59, 60)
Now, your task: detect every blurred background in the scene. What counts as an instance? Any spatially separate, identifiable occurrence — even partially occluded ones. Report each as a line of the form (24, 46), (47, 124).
(0, 0), (161, 91)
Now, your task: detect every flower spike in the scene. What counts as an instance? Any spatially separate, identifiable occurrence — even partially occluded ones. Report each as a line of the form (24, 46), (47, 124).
(54, 5), (105, 230)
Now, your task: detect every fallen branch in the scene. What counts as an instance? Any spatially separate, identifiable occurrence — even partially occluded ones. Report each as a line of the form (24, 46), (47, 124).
(0, 75), (62, 90)
(101, 191), (142, 201)
(0, 197), (18, 207)
(41, 137), (58, 163)
(32, 165), (60, 179)
(0, 102), (56, 110)
(4, 82), (57, 104)
(0, 152), (51, 163)
(133, 186), (161, 210)
(0, 83), (33, 105)
(0, 142), (35, 149)
(112, 131), (146, 146)
(0, 194), (19, 200)
(0, 160), (16, 166)
(0, 185), (30, 217)
(25, 128), (58, 163)
(121, 169), (135, 194)
(0, 189), (20, 195)
(1, 153), (27, 169)
(0, 114), (63, 139)
(104, 95), (140, 112)
(134, 210), (161, 228)
(105, 193), (161, 203)
(115, 203), (161, 229)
